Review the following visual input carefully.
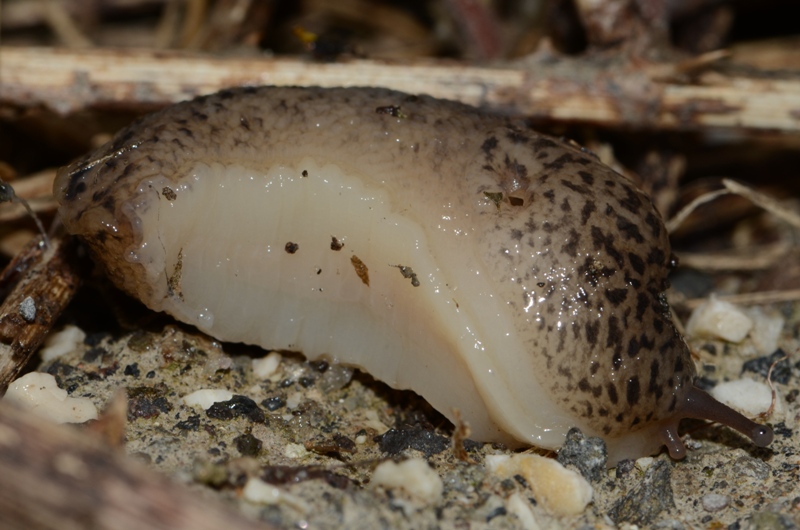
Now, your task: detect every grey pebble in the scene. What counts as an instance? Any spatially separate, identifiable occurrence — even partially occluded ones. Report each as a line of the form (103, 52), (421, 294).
(702, 493), (729, 512)
(19, 296), (36, 322)
(608, 460), (674, 526)
(556, 427), (608, 482)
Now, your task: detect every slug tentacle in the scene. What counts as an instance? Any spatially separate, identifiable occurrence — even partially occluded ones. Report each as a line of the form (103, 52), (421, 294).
(676, 384), (774, 449)
(53, 86), (773, 464)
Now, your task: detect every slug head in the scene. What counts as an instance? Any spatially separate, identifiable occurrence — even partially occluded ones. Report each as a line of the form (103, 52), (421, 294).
(478, 128), (773, 462)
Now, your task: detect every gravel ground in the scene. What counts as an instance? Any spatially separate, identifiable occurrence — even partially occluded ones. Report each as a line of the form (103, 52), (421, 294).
(30, 301), (800, 530)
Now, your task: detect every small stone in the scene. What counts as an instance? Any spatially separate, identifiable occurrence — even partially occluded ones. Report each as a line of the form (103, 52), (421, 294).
(234, 432), (263, 456)
(702, 493), (729, 512)
(371, 458), (443, 502)
(742, 350), (791, 385)
(6, 372), (97, 423)
(40, 325), (86, 361)
(375, 426), (449, 457)
(615, 459), (636, 479)
(608, 460), (674, 525)
(242, 477), (309, 512)
(732, 455), (771, 482)
(711, 378), (781, 417)
(486, 453), (593, 516)
(19, 296), (36, 322)
(252, 352), (282, 378)
(686, 296), (753, 343)
(745, 307), (784, 356)
(556, 427), (608, 482)
(182, 389), (234, 410)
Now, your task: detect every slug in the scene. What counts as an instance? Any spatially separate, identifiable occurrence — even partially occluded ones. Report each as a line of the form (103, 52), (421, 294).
(53, 86), (772, 463)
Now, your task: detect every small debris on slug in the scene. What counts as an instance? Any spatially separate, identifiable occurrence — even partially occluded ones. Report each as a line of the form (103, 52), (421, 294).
(6, 372), (98, 423)
(483, 191), (503, 209)
(162, 186), (177, 201)
(375, 105), (406, 118)
(485, 453), (593, 516)
(350, 255), (369, 286)
(330, 236), (344, 251)
(285, 242), (299, 254)
(394, 265), (420, 287)
(167, 249), (183, 298)
(371, 458), (443, 502)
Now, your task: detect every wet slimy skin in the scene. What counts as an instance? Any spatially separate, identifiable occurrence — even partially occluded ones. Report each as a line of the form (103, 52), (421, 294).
(54, 86), (772, 464)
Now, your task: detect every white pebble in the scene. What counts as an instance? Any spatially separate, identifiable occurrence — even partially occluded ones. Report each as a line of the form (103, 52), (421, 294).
(242, 478), (309, 512)
(182, 389), (233, 409)
(745, 307), (784, 356)
(686, 296), (753, 343)
(371, 458), (443, 503)
(702, 493), (729, 512)
(486, 453), (592, 516)
(6, 372), (97, 423)
(506, 492), (541, 530)
(39, 325), (86, 362)
(711, 378), (781, 417)
(284, 442), (309, 459)
(252, 351), (283, 379)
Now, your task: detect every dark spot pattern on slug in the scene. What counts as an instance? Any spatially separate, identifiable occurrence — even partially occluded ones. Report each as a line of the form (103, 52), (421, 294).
(52, 85), (697, 448)
(626, 378), (641, 406)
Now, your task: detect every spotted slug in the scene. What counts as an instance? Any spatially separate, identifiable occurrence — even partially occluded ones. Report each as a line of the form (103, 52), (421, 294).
(54, 86), (772, 463)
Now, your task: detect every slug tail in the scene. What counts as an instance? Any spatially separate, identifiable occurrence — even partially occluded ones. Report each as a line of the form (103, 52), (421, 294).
(679, 384), (774, 448)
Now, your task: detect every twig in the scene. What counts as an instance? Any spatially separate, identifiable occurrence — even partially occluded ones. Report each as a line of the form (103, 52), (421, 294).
(3, 46), (800, 132)
(0, 178), (52, 248)
(759, 353), (789, 421)
(680, 288), (800, 310)
(722, 179), (800, 230)
(0, 237), (85, 394)
(676, 242), (792, 271)
(0, 400), (277, 530)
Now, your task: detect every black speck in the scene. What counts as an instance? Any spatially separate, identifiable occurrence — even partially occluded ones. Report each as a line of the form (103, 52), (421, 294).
(261, 396), (286, 411)
(234, 432), (262, 456)
(375, 426), (449, 457)
(742, 350), (790, 384)
(285, 242), (299, 254)
(206, 395), (267, 423)
(175, 414), (200, 431)
(128, 385), (173, 420)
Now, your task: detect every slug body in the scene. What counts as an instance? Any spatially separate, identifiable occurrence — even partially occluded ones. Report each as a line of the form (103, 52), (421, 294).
(55, 86), (772, 463)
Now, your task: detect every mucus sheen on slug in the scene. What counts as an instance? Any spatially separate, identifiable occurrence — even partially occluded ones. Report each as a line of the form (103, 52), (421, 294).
(53, 86), (773, 464)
